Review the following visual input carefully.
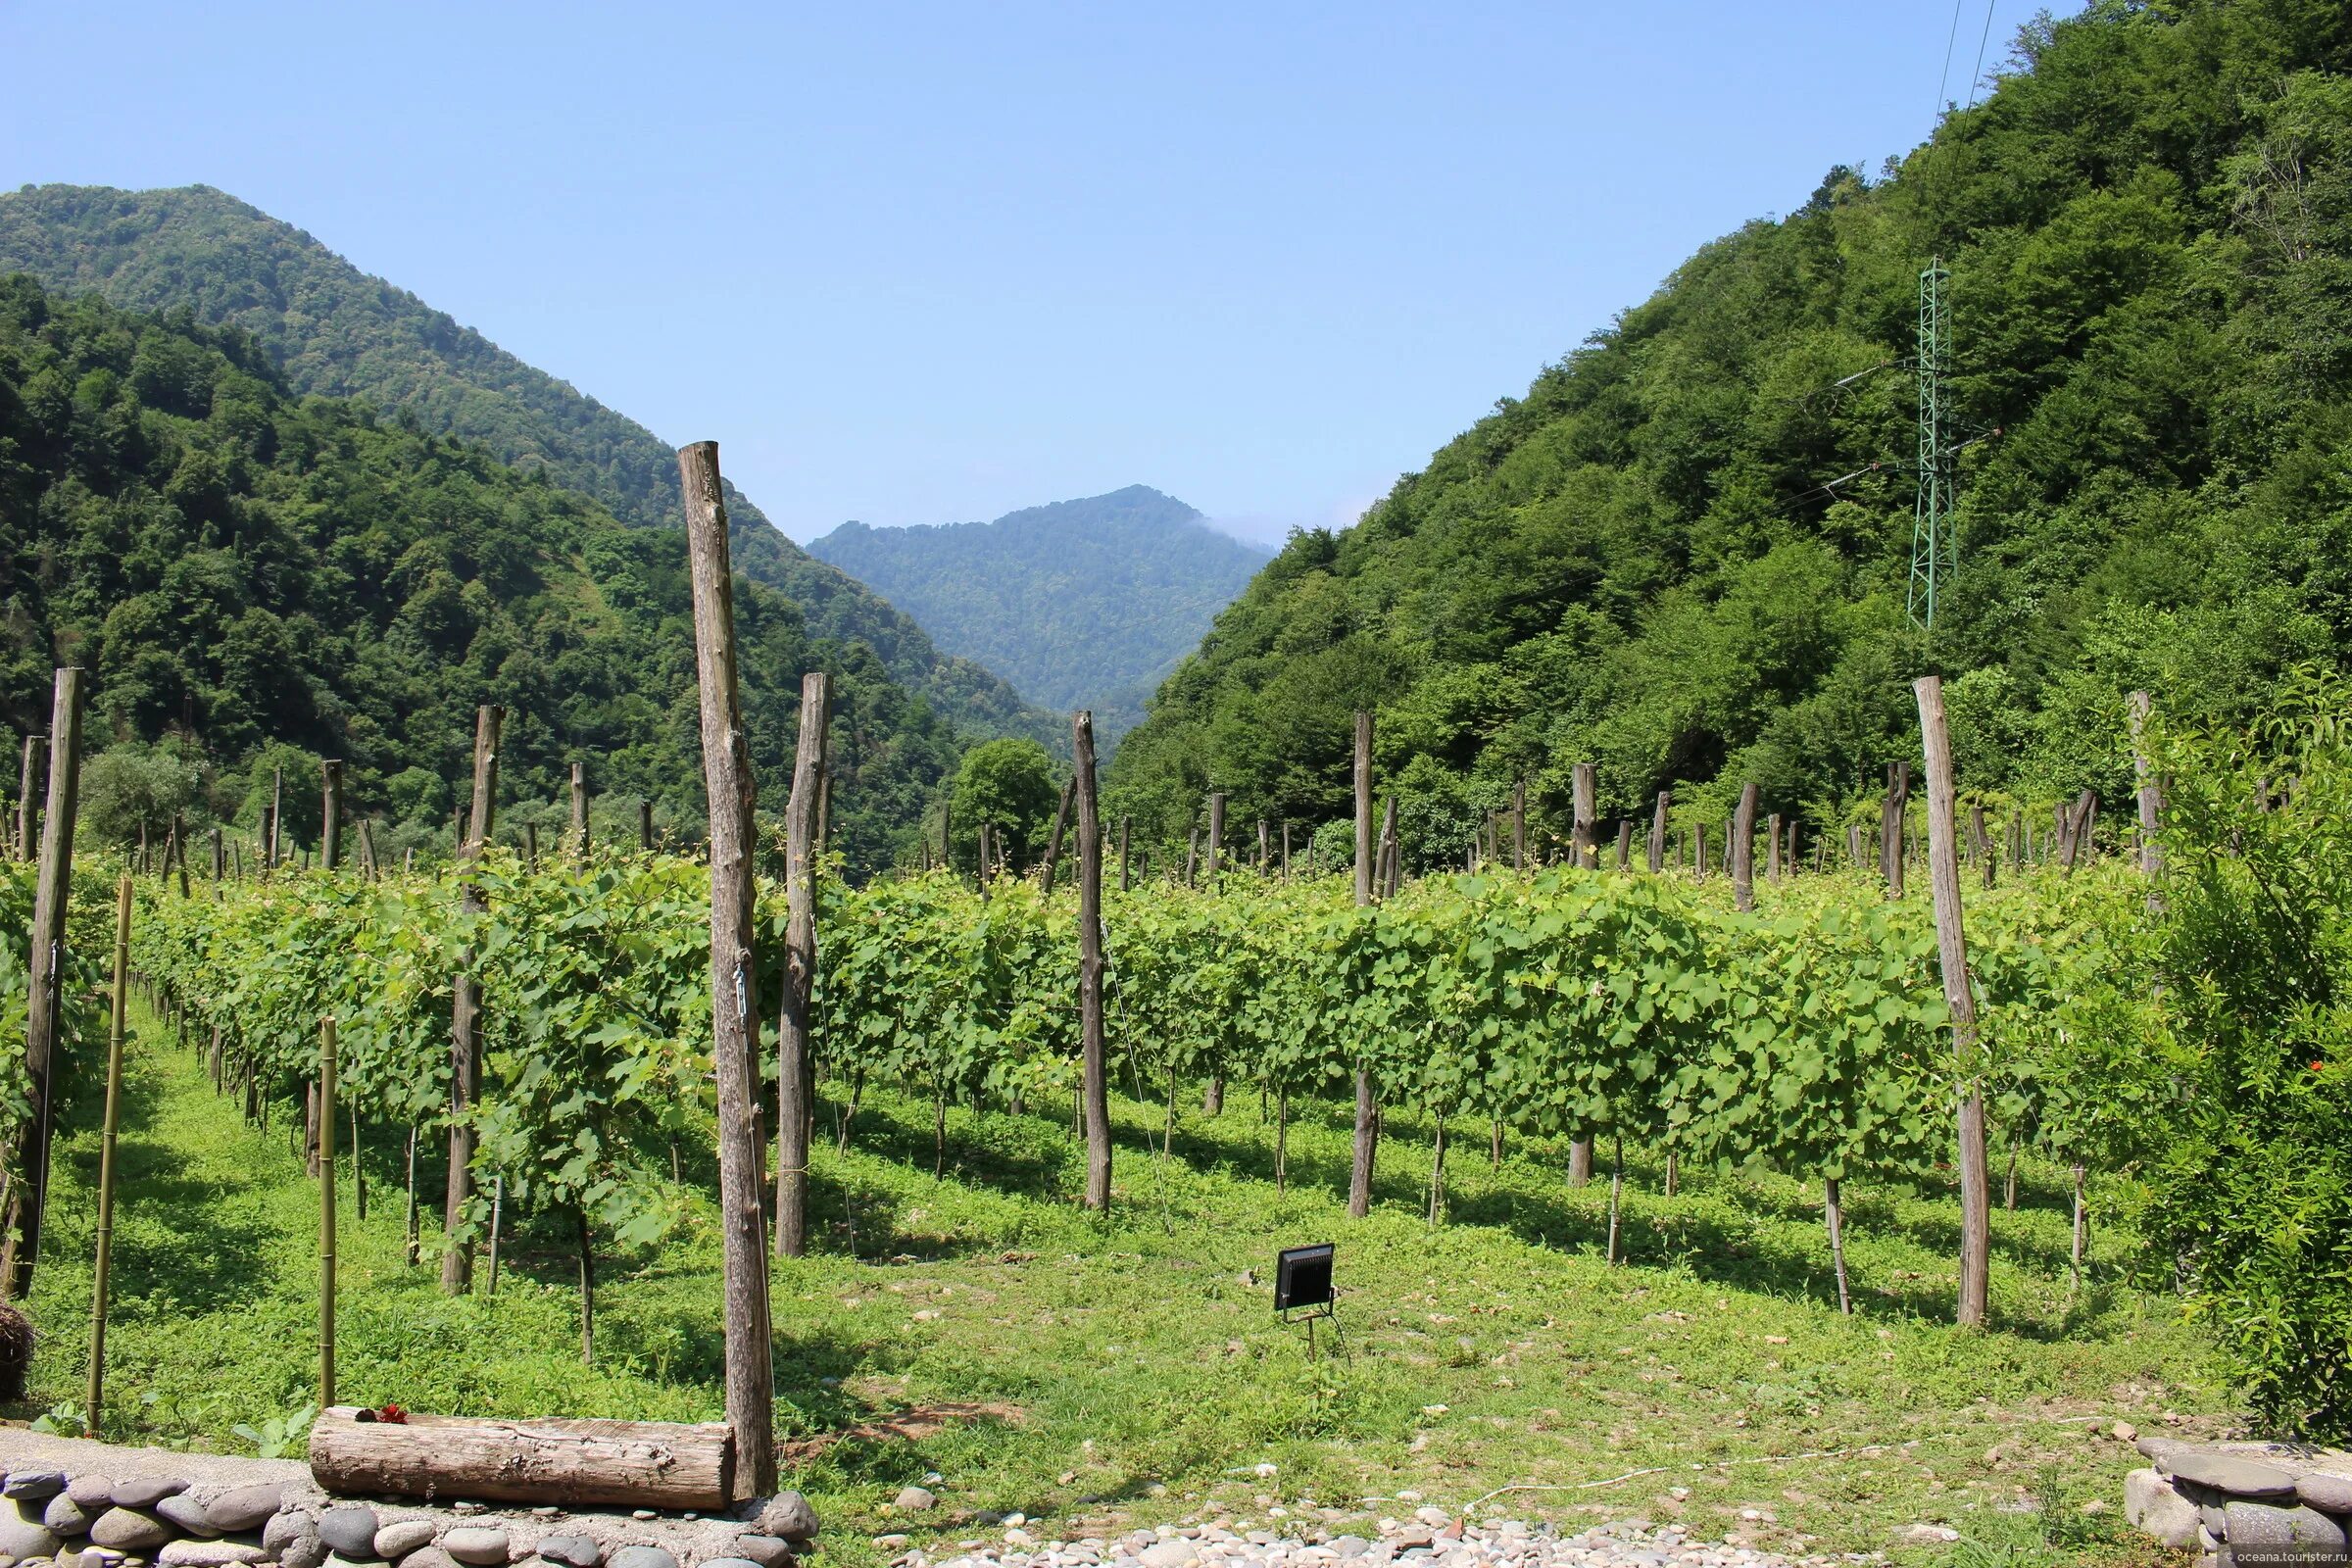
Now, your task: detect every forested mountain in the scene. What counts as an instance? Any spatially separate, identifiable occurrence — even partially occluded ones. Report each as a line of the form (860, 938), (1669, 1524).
(809, 486), (1268, 746)
(1109, 0), (2352, 866)
(0, 182), (1058, 749)
(0, 274), (955, 874)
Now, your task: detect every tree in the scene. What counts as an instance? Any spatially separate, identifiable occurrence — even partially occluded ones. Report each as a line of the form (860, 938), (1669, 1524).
(79, 741), (202, 849)
(949, 738), (1059, 872)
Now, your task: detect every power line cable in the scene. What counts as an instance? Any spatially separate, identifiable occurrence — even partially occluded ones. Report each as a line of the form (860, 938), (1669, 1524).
(1964, 0), (1999, 111)
(1933, 0), (1967, 121)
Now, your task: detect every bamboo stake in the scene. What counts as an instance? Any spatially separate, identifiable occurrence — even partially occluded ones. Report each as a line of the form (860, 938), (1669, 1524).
(85, 875), (132, 1427)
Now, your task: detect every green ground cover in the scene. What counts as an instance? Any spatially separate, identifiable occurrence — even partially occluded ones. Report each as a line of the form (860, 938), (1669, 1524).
(12, 1000), (2213, 1567)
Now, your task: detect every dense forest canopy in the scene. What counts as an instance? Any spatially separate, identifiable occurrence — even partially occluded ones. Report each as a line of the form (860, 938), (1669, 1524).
(0, 275), (956, 875)
(809, 485), (1269, 747)
(0, 182), (1061, 752)
(1107, 0), (2352, 867)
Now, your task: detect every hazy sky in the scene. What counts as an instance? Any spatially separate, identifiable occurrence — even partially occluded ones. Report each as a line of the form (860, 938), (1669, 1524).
(2, 1), (2044, 546)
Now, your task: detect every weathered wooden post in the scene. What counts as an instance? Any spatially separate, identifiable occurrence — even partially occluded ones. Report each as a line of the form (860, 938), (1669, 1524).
(319, 1014), (339, 1408)
(270, 764), (284, 871)
(1076, 711), (1112, 1211)
(441, 705), (502, 1295)
(2, 670), (83, 1298)
(1206, 792), (1225, 882)
(1040, 777), (1075, 895)
(15, 734), (40, 861)
(1647, 790), (1669, 873)
(1916, 676), (1989, 1329)
(1882, 762), (1909, 897)
(1117, 814), (1131, 893)
(1732, 783), (1759, 911)
(775, 670), (828, 1258)
(1970, 806), (1993, 889)
(321, 760), (343, 871)
(1572, 763), (1597, 869)
(1693, 822), (1708, 879)
(678, 440), (777, 1497)
(211, 825), (224, 881)
(1511, 782), (1527, 871)
(1348, 712), (1378, 1219)
(1614, 819), (1634, 870)
(85, 874), (132, 1426)
(570, 762), (590, 858)
(1766, 813), (1783, 882)
(639, 800), (655, 854)
(2130, 691), (2163, 891)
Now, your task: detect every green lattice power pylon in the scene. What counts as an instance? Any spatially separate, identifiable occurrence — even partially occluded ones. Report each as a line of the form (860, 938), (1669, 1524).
(1907, 260), (1955, 631)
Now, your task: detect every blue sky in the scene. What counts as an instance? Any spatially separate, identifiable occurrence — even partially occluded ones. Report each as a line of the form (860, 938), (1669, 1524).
(2, 1), (2045, 546)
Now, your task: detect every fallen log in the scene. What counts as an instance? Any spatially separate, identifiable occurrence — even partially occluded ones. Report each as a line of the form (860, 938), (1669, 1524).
(310, 1406), (734, 1508)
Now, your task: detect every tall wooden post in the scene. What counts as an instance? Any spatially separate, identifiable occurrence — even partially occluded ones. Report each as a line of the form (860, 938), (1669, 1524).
(639, 800), (656, 853)
(85, 875), (131, 1426)
(775, 670), (829, 1257)
(1117, 815), (1131, 893)
(319, 1015), (339, 1407)
(270, 764), (284, 871)
(1917, 676), (1989, 1328)
(1040, 776), (1075, 895)
(1348, 712), (1377, 1219)
(1511, 782), (1527, 871)
(523, 822), (538, 871)
(172, 813), (190, 899)
(1614, 819), (1633, 870)
(1732, 783), (1759, 911)
(14, 734), (39, 861)
(1882, 762), (1909, 898)
(678, 440), (777, 1498)
(1572, 764), (1598, 869)
(1647, 790), (1670, 873)
(570, 762), (590, 858)
(1076, 712), (1111, 1211)
(1766, 813), (1783, 882)
(2130, 691), (2163, 887)
(442, 704), (503, 1295)
(1206, 792), (1225, 882)
(1970, 806), (1993, 890)
(211, 826), (224, 882)
(3, 669), (84, 1298)
(321, 760), (342, 871)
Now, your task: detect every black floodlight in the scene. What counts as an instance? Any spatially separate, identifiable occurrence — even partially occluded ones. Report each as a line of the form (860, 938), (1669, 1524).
(1275, 1243), (1335, 1320)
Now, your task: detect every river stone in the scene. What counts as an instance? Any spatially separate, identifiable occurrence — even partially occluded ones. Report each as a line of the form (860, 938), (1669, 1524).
(263, 1515), (316, 1555)
(107, 1483), (184, 1513)
(2125, 1468), (2198, 1551)
(605, 1549), (674, 1568)
(4, 1480), (65, 1506)
(158, 1544), (270, 1567)
(2296, 1471), (2352, 1514)
(373, 1524), (434, 1561)
(153, 1498), (215, 1543)
(2225, 1499), (2349, 1560)
(399, 1550), (456, 1568)
(439, 1529), (508, 1566)
(201, 1492), (282, 1539)
(87, 1512), (172, 1554)
(698, 1559), (764, 1568)
(2168, 1451), (2299, 1499)
(43, 1499), (87, 1540)
(534, 1537), (600, 1568)
(891, 1488), (936, 1514)
(729, 1537), (792, 1568)
(0, 1517), (61, 1561)
(279, 1530), (328, 1568)
(750, 1495), (816, 1544)
(318, 1511), (379, 1560)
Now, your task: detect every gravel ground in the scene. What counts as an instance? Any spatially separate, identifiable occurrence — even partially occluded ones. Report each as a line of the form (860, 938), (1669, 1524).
(901, 1513), (1883, 1568)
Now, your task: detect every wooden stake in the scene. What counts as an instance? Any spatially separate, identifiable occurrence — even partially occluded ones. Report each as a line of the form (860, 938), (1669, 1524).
(404, 1125), (420, 1267)
(1732, 783), (1758, 911)
(1571, 763), (1597, 868)
(1512, 782), (1528, 871)
(1040, 775), (1075, 896)
(678, 439), (776, 1498)
(1348, 711), (1377, 1219)
(775, 670), (828, 1257)
(85, 874), (131, 1426)
(321, 760), (343, 871)
(1076, 712), (1111, 1211)
(1916, 676), (1989, 1328)
(1766, 813), (1783, 882)
(1118, 814), (1131, 893)
(570, 762), (590, 858)
(575, 1206), (595, 1366)
(2, 669), (83, 1298)
(1614, 819), (1633, 870)
(15, 734), (40, 861)
(486, 1177), (504, 1294)
(1883, 762), (1910, 897)
(319, 1014), (338, 1408)
(1825, 1174), (1851, 1314)
(443, 705), (503, 1295)
(1206, 792), (1225, 882)
(211, 825), (224, 881)
(639, 799), (655, 853)
(270, 764), (284, 872)
(524, 822), (538, 872)
(2130, 691), (2163, 894)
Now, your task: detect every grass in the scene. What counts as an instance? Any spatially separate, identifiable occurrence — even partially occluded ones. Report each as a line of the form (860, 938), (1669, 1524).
(17, 1000), (2224, 1568)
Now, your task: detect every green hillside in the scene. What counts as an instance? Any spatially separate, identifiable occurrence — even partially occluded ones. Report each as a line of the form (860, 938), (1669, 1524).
(0, 182), (1058, 750)
(809, 485), (1268, 746)
(0, 273), (955, 874)
(1108, 0), (2352, 860)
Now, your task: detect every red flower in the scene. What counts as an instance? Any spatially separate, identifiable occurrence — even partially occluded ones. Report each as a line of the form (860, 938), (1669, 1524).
(376, 1403), (409, 1424)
